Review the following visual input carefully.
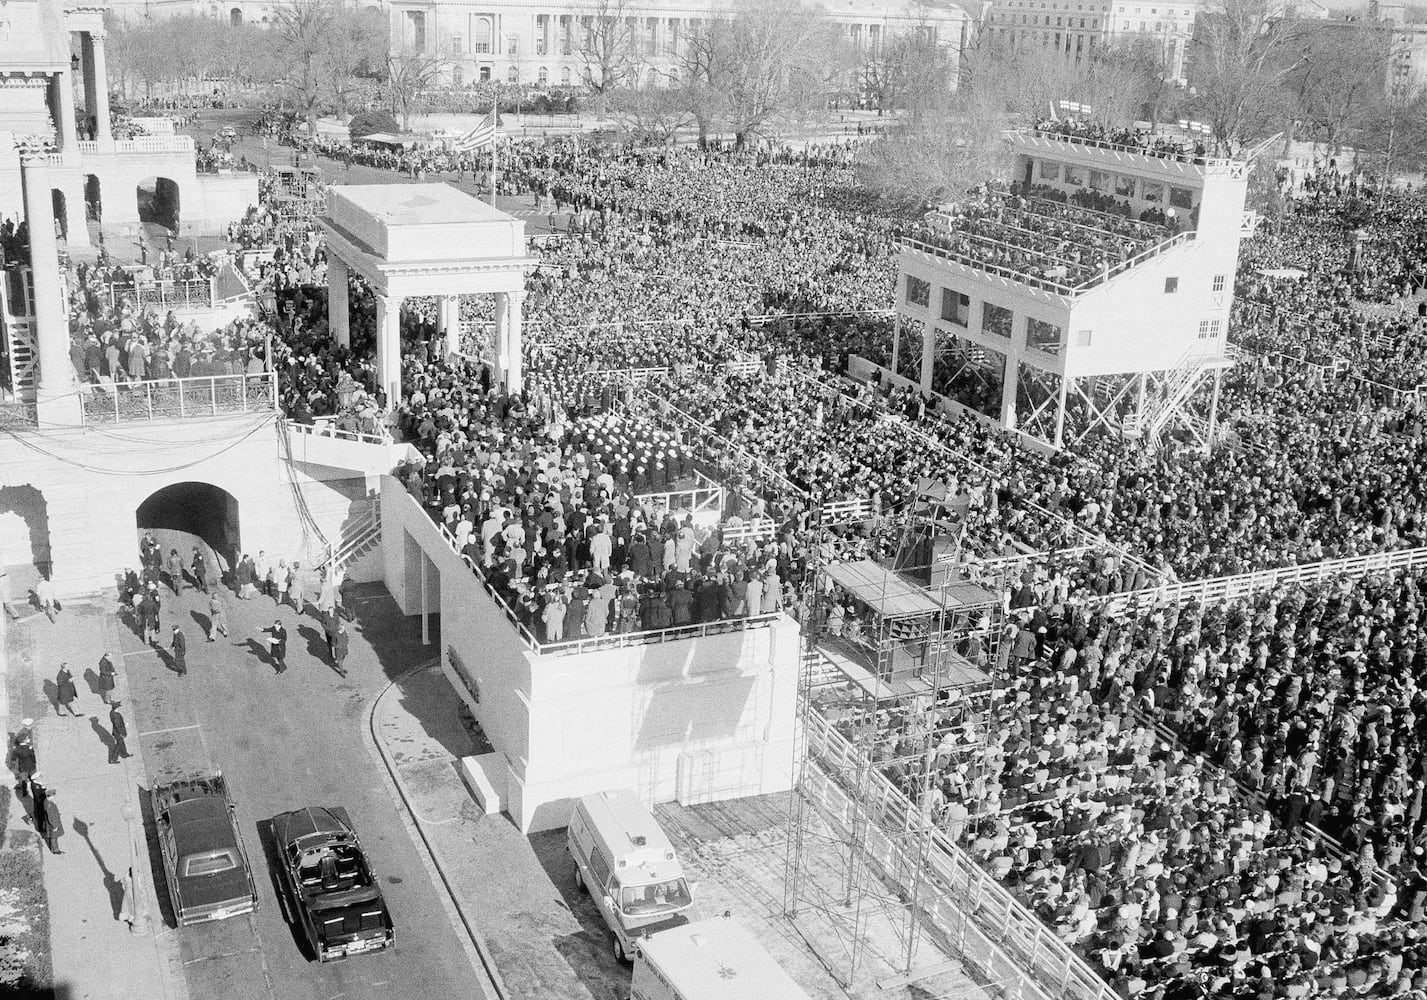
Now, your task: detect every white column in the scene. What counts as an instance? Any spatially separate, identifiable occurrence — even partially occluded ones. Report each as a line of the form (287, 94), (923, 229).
(22, 158), (80, 424)
(1000, 356), (1019, 429)
(493, 289), (524, 394)
(80, 34), (98, 139)
(327, 256), (350, 348)
(90, 32), (113, 146)
(917, 322), (934, 392)
(376, 293), (403, 406)
(440, 295), (461, 357)
(52, 70), (78, 150)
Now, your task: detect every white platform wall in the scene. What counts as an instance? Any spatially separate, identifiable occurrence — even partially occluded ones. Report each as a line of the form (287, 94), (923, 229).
(0, 416), (384, 597)
(380, 475), (799, 832)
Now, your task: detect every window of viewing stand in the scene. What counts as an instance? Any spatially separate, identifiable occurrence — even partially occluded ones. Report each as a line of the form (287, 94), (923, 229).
(906, 275), (931, 308)
(1027, 318), (1064, 355)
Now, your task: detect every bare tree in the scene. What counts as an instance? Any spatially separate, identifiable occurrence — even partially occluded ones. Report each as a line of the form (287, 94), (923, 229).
(859, 21), (958, 119)
(577, 0), (642, 112)
(1187, 0), (1306, 153)
(271, 0), (343, 136)
(385, 42), (454, 130)
(1285, 21), (1392, 153)
(323, 7), (387, 119)
(606, 83), (691, 142)
(679, 0), (842, 147)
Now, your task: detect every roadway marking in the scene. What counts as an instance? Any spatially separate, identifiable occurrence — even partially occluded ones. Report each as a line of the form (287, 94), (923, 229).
(121, 648), (160, 658)
(138, 723), (202, 738)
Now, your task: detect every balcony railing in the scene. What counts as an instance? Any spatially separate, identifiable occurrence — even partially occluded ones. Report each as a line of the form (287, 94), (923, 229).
(108, 277), (216, 311)
(1014, 127), (1236, 170)
(77, 136), (196, 155)
(900, 230), (1194, 299)
(79, 371), (277, 424)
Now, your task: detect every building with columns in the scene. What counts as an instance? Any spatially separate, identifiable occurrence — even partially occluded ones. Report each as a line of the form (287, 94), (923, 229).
(317, 184), (536, 406)
(102, 0), (384, 26)
(981, 0), (1199, 83)
(385, 0), (971, 90)
(0, 0), (257, 243)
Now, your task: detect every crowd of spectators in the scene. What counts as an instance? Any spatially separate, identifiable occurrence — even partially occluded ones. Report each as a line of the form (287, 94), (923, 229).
(38, 115), (1427, 998)
(1034, 118), (1209, 162)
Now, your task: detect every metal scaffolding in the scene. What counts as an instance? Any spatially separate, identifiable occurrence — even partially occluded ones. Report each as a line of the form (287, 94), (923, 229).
(783, 547), (1003, 990)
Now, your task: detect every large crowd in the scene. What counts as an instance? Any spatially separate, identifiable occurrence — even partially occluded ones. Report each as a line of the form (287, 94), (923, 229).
(27, 115), (1427, 999)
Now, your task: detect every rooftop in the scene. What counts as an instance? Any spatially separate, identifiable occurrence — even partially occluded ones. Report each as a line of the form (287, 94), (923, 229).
(329, 184), (512, 227)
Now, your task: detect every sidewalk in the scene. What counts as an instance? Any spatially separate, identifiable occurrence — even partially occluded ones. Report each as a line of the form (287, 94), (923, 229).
(370, 663), (630, 1000)
(6, 601), (188, 1000)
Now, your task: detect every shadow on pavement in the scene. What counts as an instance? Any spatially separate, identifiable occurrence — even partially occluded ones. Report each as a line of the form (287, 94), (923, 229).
(71, 817), (126, 921)
(253, 817), (312, 962)
(527, 829), (630, 993)
(88, 717), (117, 760)
(137, 780), (178, 929)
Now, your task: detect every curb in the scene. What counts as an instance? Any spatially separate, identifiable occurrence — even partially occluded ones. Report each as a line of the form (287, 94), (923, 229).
(364, 662), (509, 1000)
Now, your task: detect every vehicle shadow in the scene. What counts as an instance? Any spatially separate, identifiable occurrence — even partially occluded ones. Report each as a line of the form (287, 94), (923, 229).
(253, 817), (314, 962)
(527, 828), (631, 990)
(137, 781), (179, 928)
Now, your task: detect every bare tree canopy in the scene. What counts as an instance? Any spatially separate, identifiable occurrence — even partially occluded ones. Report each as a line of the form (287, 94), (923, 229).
(1186, 0), (1305, 152)
(679, 0), (844, 146)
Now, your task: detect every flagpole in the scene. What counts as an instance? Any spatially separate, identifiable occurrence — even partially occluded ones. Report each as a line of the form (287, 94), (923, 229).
(489, 93), (497, 203)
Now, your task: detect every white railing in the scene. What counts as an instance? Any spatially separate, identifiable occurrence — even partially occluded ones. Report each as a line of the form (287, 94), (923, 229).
(804, 709), (1118, 1000)
(79, 371), (276, 424)
(316, 497), (382, 575)
(289, 415), (393, 446)
(1108, 543), (1427, 608)
(78, 136), (195, 155)
(633, 470), (725, 524)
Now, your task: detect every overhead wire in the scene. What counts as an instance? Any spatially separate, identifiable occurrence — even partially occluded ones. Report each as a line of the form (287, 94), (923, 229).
(0, 413), (276, 477)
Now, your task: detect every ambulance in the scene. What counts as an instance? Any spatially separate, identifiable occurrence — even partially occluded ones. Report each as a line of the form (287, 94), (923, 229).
(630, 914), (814, 1000)
(568, 789), (695, 961)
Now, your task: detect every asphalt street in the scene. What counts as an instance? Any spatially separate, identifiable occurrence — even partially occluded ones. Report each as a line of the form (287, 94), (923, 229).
(115, 567), (479, 1000)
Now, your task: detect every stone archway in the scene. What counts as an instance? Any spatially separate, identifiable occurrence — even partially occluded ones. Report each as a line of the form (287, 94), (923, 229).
(135, 481), (240, 568)
(136, 176), (181, 232)
(0, 485), (54, 602)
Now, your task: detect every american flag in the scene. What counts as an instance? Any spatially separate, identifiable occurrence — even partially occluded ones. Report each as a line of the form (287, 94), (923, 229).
(450, 112), (496, 152)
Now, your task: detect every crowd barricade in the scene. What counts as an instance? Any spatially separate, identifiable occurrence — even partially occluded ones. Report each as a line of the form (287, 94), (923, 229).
(1095, 543), (1427, 611)
(804, 709), (1119, 1000)
(633, 470), (725, 524)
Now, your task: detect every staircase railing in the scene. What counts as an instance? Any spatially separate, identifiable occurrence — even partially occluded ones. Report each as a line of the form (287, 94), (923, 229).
(315, 495), (382, 576)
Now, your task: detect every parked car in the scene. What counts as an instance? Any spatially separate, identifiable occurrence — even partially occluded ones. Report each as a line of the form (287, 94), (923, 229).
(270, 805), (394, 961)
(150, 773), (258, 926)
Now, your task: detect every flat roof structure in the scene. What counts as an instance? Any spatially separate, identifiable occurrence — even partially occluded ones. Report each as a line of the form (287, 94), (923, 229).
(318, 183), (537, 403)
(825, 559), (999, 618)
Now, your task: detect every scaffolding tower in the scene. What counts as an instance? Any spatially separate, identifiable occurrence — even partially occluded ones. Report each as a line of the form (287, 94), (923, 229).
(783, 550), (1003, 990)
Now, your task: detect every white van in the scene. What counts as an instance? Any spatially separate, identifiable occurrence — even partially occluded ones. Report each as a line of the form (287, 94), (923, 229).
(568, 789), (695, 961)
(630, 914), (813, 1000)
